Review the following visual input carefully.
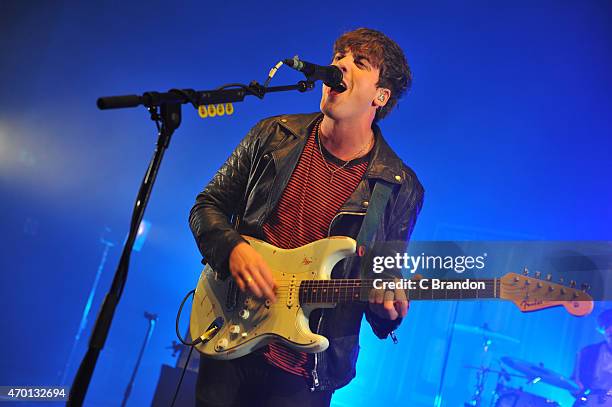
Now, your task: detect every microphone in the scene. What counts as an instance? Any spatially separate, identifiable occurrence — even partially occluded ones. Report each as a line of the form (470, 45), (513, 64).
(283, 56), (346, 92)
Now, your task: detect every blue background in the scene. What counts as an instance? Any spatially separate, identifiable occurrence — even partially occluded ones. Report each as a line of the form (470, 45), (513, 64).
(1, 1), (611, 406)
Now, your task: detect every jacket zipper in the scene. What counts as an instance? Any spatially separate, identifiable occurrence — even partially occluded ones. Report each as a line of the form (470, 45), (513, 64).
(311, 311), (324, 390)
(311, 211), (367, 391)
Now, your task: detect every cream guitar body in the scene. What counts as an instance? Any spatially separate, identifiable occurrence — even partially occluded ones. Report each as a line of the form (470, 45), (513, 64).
(189, 235), (356, 360)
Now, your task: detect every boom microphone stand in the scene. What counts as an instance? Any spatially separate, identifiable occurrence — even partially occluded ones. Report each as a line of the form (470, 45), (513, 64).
(68, 79), (315, 406)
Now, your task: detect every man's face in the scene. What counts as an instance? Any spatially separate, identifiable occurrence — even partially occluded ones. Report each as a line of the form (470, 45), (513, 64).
(320, 49), (386, 122)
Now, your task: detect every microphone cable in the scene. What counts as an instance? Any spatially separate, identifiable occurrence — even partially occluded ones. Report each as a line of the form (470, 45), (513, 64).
(264, 60), (285, 88)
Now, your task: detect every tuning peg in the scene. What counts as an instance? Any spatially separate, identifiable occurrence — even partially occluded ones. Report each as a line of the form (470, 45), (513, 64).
(570, 280), (576, 288)
(581, 283), (590, 292)
(546, 274), (552, 281)
(523, 267), (529, 276)
(559, 277), (565, 284)
(535, 271), (541, 278)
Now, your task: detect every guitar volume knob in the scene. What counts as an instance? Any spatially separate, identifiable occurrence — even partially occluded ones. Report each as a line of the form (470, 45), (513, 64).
(238, 309), (250, 319)
(229, 325), (241, 334)
(215, 338), (229, 351)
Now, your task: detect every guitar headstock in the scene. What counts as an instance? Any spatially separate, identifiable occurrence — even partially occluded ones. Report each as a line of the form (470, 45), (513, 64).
(500, 271), (593, 316)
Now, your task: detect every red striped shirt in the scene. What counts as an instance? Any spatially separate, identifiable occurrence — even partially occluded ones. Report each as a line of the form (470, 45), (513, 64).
(262, 119), (369, 377)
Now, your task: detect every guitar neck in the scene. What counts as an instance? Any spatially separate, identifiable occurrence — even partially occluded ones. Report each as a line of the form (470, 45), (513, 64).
(298, 278), (500, 304)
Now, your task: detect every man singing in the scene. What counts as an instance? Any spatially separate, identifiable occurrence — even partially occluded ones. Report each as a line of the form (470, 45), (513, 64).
(189, 27), (424, 407)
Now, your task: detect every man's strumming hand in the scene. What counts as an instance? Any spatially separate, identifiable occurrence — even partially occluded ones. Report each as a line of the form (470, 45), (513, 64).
(229, 242), (277, 302)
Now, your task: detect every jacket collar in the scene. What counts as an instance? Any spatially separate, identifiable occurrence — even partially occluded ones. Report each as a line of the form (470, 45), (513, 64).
(277, 112), (404, 185)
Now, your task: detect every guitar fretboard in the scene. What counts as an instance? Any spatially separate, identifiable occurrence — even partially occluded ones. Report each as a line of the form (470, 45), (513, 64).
(298, 278), (500, 304)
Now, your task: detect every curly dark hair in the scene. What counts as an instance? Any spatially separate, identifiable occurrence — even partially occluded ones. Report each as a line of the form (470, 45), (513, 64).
(333, 28), (412, 121)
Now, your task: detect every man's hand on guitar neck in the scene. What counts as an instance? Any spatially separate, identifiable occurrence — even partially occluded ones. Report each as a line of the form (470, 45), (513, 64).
(368, 283), (409, 320)
(229, 242), (277, 303)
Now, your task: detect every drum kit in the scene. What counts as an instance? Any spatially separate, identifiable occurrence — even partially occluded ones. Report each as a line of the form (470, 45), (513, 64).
(458, 323), (579, 407)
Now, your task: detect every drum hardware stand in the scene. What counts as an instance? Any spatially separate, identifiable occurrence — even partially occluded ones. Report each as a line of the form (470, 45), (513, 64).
(465, 366), (489, 407)
(464, 324), (511, 407)
(489, 366), (512, 407)
(464, 364), (520, 407)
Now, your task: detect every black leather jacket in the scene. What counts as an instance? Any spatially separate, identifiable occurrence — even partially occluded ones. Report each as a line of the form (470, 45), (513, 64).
(189, 112), (424, 391)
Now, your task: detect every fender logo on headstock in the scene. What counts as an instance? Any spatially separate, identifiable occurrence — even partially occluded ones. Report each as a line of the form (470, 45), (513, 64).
(520, 299), (543, 309)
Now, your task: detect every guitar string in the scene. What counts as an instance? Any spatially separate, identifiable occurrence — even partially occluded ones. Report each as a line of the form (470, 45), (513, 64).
(241, 280), (499, 289)
(241, 279), (580, 293)
(237, 286), (503, 296)
(225, 282), (574, 298)
(228, 287), (500, 299)
(222, 291), (576, 309)
(236, 293), (578, 305)
(221, 276), (566, 294)
(249, 284), (573, 294)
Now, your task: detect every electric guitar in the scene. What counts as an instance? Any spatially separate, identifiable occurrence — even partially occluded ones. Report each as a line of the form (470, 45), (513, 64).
(190, 236), (593, 360)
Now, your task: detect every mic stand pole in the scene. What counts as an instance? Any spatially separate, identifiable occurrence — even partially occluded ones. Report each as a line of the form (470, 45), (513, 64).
(121, 312), (158, 407)
(68, 80), (315, 406)
(60, 229), (115, 385)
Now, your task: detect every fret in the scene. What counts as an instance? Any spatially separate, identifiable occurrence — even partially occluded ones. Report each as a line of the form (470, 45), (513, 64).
(322, 279), (327, 302)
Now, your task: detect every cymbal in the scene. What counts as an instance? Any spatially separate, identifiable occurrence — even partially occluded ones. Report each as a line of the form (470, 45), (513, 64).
(501, 357), (579, 392)
(454, 323), (520, 343)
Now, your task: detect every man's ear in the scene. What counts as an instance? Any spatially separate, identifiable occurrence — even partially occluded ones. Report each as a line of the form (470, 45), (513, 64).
(374, 88), (391, 108)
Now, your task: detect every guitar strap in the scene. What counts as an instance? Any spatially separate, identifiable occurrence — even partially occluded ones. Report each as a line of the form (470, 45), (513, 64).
(353, 180), (394, 279)
(353, 180), (401, 343)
